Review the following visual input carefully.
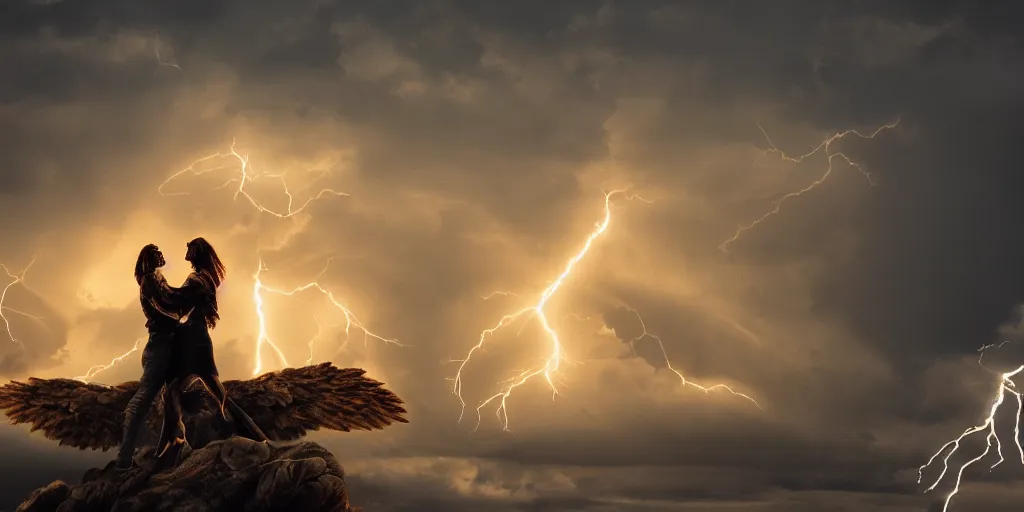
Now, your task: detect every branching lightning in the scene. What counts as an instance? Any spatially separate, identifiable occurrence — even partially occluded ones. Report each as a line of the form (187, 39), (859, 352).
(168, 143), (397, 376)
(0, 258), (134, 385)
(76, 142), (391, 381)
(251, 257), (402, 376)
(1, 258), (45, 351)
(918, 342), (1024, 512)
(158, 140), (349, 219)
(305, 317), (323, 366)
(619, 307), (760, 407)
(719, 119), (899, 252)
(74, 338), (144, 383)
(165, 143), (398, 376)
(449, 190), (758, 432)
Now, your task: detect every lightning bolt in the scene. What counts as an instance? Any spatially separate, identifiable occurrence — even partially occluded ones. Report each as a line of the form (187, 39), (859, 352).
(75, 142), (386, 380)
(153, 36), (182, 72)
(619, 307), (760, 407)
(449, 190), (758, 432)
(73, 338), (143, 383)
(157, 140), (349, 219)
(161, 142), (397, 375)
(1, 258), (44, 351)
(250, 259), (291, 375)
(252, 256), (402, 376)
(305, 317), (323, 366)
(918, 342), (1024, 512)
(719, 119), (899, 252)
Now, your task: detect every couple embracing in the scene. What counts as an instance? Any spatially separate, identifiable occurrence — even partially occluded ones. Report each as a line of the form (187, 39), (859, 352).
(117, 237), (267, 470)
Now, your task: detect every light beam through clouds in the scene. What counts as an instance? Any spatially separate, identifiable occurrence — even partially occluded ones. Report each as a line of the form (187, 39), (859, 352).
(449, 190), (760, 432)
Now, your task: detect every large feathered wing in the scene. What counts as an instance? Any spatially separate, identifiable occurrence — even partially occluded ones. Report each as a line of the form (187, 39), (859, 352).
(0, 363), (408, 451)
(224, 363), (409, 441)
(0, 379), (143, 450)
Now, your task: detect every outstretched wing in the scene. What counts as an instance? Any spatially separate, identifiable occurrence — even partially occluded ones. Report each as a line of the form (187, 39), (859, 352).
(0, 363), (409, 450)
(0, 378), (145, 450)
(223, 363), (409, 441)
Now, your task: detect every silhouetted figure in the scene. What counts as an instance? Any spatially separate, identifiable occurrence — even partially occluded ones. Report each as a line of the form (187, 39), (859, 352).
(116, 244), (181, 469)
(155, 237), (268, 457)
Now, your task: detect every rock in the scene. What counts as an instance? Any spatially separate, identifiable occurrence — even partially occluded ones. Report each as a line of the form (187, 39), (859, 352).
(16, 481), (70, 512)
(2, 364), (405, 511)
(16, 437), (356, 512)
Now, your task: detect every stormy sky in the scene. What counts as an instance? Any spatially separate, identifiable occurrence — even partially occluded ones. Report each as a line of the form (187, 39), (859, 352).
(2, 0), (1023, 510)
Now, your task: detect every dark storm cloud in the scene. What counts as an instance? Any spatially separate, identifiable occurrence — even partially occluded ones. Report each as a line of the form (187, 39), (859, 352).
(1, 0), (1023, 511)
(469, 0), (1024, 366)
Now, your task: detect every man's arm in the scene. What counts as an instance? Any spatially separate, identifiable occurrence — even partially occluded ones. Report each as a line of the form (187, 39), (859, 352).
(141, 273), (189, 318)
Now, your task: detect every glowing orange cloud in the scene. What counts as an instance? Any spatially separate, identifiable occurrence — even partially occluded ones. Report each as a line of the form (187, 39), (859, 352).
(77, 142), (392, 381)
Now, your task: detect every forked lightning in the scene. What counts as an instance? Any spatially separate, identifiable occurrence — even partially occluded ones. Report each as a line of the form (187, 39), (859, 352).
(918, 342), (1024, 512)
(78, 142), (392, 381)
(720, 120), (899, 252)
(1, 259), (46, 351)
(251, 257), (401, 376)
(74, 339), (144, 383)
(450, 190), (759, 432)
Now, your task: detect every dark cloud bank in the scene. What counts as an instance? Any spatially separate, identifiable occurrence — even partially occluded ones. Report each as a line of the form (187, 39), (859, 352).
(1, 0), (1024, 510)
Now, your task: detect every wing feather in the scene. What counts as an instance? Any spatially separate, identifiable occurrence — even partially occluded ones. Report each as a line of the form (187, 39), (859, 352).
(0, 364), (408, 449)
(0, 378), (146, 450)
(224, 363), (409, 441)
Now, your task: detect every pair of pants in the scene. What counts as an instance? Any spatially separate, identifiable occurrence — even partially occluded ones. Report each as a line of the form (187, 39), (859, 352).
(157, 373), (270, 453)
(116, 331), (175, 468)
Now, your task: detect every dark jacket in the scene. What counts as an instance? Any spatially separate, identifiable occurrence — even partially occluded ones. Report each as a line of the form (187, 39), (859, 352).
(175, 271), (218, 329)
(165, 270), (222, 380)
(138, 271), (181, 333)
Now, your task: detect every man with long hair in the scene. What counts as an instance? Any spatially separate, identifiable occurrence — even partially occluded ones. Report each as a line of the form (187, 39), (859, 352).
(155, 237), (268, 456)
(116, 244), (182, 470)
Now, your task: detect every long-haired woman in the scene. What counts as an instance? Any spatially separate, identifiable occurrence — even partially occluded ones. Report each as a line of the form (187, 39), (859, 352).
(156, 237), (268, 455)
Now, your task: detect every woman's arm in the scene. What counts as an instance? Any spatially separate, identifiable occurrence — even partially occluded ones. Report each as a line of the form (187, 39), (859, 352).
(173, 272), (216, 316)
(141, 272), (186, 319)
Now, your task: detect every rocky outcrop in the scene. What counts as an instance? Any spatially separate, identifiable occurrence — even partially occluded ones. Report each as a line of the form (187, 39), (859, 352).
(1, 364), (401, 511)
(17, 437), (359, 512)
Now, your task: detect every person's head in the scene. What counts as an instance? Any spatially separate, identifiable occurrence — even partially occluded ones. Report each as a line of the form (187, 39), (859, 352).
(185, 237), (226, 288)
(134, 244), (165, 284)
